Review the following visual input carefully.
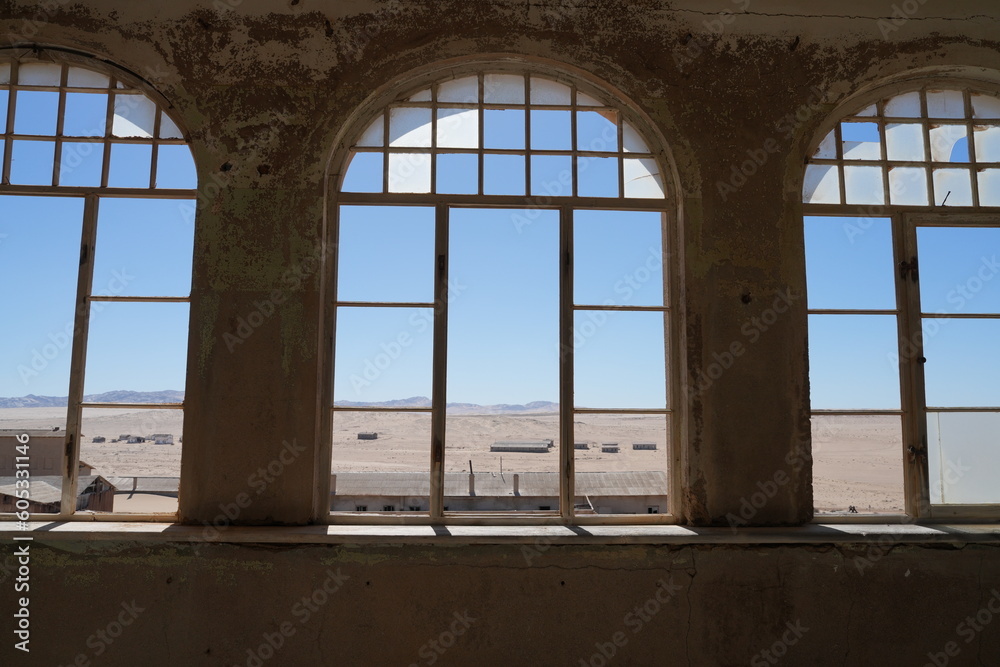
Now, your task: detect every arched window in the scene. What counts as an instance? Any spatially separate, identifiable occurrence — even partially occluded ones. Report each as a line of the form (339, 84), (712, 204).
(803, 82), (1000, 519)
(329, 65), (678, 523)
(0, 52), (196, 518)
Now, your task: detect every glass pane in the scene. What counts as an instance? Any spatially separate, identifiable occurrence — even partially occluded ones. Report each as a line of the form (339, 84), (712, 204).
(158, 112), (183, 140)
(83, 302), (189, 396)
(929, 124), (969, 162)
(813, 130), (836, 159)
(575, 310), (666, 410)
(530, 76), (571, 105)
(972, 92), (1000, 119)
(333, 307), (433, 406)
(59, 140), (104, 187)
(341, 152), (382, 193)
(841, 122), (881, 160)
(18, 62), (61, 86)
(577, 110), (618, 152)
(483, 109), (524, 150)
(93, 198), (195, 297)
(438, 76), (478, 103)
(337, 205), (434, 303)
(973, 124), (1000, 162)
(108, 143), (152, 188)
(13, 90), (59, 135)
(437, 108), (479, 149)
(483, 74), (525, 104)
(483, 154), (524, 196)
(0, 63), (8, 84)
(437, 153), (478, 195)
(926, 90), (965, 119)
(10, 139), (55, 185)
(623, 159), (665, 198)
(622, 122), (650, 154)
(808, 314), (900, 410)
(843, 165), (884, 205)
(575, 210), (664, 307)
(927, 411), (1000, 504)
(408, 88), (432, 102)
(574, 413), (669, 515)
(884, 91), (921, 118)
(577, 156), (619, 198)
(980, 169), (1000, 206)
(932, 168), (973, 206)
(387, 152), (431, 193)
(67, 67), (109, 88)
(577, 91), (602, 107)
(0, 427), (65, 514)
(331, 411), (431, 512)
(80, 407), (183, 514)
(111, 94), (156, 138)
(917, 227), (1000, 315)
(855, 104), (877, 117)
(530, 154), (572, 197)
(356, 115), (383, 147)
(0, 196), (83, 399)
(885, 122), (924, 161)
(812, 414), (904, 515)
(155, 145), (197, 189)
(922, 318), (1000, 407)
(0, 90), (6, 129)
(802, 164), (841, 204)
(530, 109), (571, 150)
(804, 216), (895, 310)
(888, 166), (928, 205)
(63, 92), (108, 136)
(388, 107), (431, 147)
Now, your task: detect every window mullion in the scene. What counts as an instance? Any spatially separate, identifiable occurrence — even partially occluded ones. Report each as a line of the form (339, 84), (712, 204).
(61, 193), (100, 518)
(559, 205), (574, 521)
(430, 203), (449, 521)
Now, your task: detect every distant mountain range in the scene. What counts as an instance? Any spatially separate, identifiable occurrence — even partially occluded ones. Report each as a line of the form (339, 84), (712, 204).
(0, 390), (184, 408)
(335, 397), (559, 414)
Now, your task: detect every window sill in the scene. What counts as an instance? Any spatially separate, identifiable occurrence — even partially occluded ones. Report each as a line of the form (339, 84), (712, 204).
(1, 521), (998, 546)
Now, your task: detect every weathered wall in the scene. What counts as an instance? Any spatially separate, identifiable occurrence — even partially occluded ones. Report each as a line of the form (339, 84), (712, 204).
(2, 1), (1000, 664)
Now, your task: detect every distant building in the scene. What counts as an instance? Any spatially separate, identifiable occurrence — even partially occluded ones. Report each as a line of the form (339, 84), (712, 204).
(357, 432), (378, 440)
(601, 443), (620, 453)
(0, 475), (116, 513)
(574, 442), (589, 450)
(490, 440), (553, 453)
(151, 434), (174, 445)
(118, 434), (131, 441)
(633, 442), (657, 450)
(126, 435), (145, 444)
(92, 436), (106, 443)
(0, 430), (65, 477)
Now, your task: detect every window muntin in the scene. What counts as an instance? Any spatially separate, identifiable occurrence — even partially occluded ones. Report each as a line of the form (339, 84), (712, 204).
(803, 84), (1000, 518)
(332, 67), (674, 523)
(0, 57), (195, 519)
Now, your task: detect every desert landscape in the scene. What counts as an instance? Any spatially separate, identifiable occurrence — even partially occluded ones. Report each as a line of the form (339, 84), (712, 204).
(1, 406), (905, 515)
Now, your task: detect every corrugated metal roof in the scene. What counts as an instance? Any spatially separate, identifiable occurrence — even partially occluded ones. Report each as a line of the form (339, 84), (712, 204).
(331, 471), (667, 497)
(107, 477), (179, 494)
(0, 475), (116, 504)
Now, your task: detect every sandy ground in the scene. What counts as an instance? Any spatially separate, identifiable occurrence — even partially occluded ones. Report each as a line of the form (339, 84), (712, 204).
(1, 408), (905, 514)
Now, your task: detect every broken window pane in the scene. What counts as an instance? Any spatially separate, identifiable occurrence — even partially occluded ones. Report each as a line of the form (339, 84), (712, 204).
(932, 168), (973, 206)
(841, 122), (881, 160)
(812, 414), (904, 515)
(885, 122), (924, 161)
(623, 122), (650, 153)
(18, 62), (61, 86)
(483, 73), (525, 104)
(884, 91), (921, 118)
(530, 76), (571, 105)
(623, 159), (665, 199)
(0, 62), (10, 84)
(14, 90), (59, 135)
(436, 153), (478, 195)
(59, 140), (104, 187)
(973, 124), (1000, 162)
(437, 108), (479, 149)
(922, 318), (1000, 407)
(63, 92), (108, 136)
(483, 109), (523, 150)
(813, 129), (836, 159)
(575, 310), (666, 409)
(483, 154), (525, 195)
(971, 92), (1000, 119)
(108, 143), (152, 188)
(577, 156), (619, 198)
(802, 164), (841, 204)
(929, 124), (969, 162)
(111, 93), (155, 138)
(917, 227), (1000, 315)
(575, 210), (663, 308)
(577, 110), (618, 152)
(843, 165), (884, 205)
(356, 114), (383, 147)
(337, 205), (434, 303)
(67, 67), (109, 88)
(437, 76), (478, 103)
(341, 152), (383, 193)
(387, 152), (431, 193)
(854, 103), (877, 117)
(808, 314), (900, 410)
(979, 169), (1000, 206)
(926, 89), (965, 119)
(927, 411), (1000, 504)
(158, 112), (183, 140)
(888, 166), (928, 205)
(388, 107), (431, 147)
(804, 216), (895, 310)
(10, 139), (55, 185)
(577, 91), (602, 106)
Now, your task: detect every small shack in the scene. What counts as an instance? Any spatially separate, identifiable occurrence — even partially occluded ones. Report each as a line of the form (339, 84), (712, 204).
(490, 440), (552, 453)
(601, 443), (620, 453)
(633, 442), (657, 450)
(357, 432), (378, 440)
